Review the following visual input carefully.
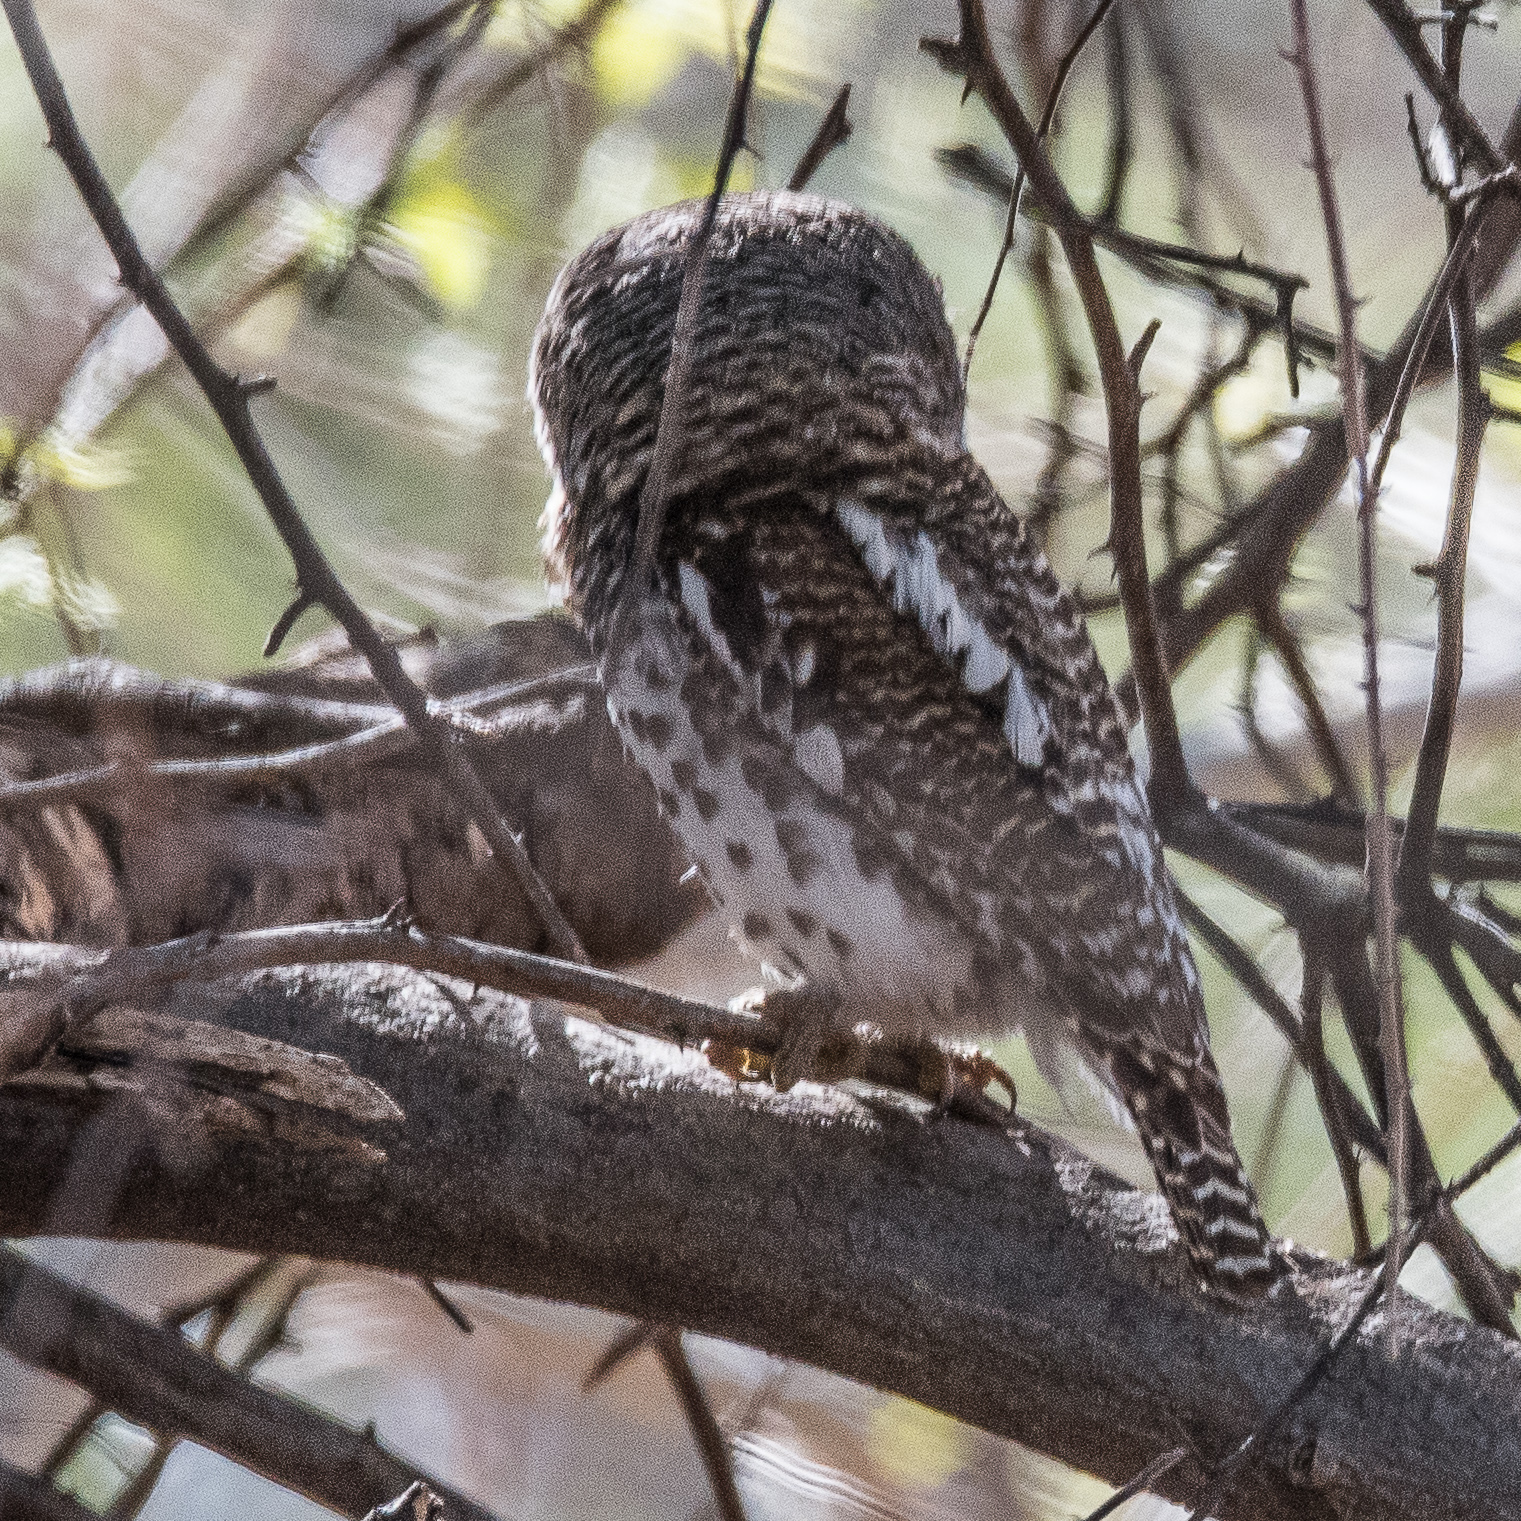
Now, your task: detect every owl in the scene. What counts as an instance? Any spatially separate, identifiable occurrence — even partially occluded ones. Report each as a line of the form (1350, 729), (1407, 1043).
(530, 191), (1278, 1291)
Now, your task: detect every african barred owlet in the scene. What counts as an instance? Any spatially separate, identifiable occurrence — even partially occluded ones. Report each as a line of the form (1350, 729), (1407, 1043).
(530, 191), (1277, 1291)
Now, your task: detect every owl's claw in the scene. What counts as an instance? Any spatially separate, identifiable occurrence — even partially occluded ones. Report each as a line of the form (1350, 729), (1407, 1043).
(706, 986), (1015, 1129)
(716, 983), (851, 1090)
(900, 1040), (1017, 1126)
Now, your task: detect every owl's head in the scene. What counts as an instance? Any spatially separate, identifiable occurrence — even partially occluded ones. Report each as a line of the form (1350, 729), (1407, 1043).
(530, 192), (964, 610)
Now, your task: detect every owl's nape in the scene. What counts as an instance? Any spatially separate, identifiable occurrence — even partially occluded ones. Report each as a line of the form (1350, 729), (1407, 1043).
(531, 190), (1280, 1294)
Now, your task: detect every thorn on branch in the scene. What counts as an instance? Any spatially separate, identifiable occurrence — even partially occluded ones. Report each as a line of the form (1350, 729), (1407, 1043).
(1128, 318), (1162, 379)
(264, 591), (318, 658)
(417, 1277), (475, 1334)
(787, 82), (852, 193)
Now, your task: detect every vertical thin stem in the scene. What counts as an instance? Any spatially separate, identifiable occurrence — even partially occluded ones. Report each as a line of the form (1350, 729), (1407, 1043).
(1287, 0), (1409, 1323)
(1398, 15), (1490, 896)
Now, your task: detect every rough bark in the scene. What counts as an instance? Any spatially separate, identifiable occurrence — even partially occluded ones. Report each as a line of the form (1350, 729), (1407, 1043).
(1, 949), (1517, 1521)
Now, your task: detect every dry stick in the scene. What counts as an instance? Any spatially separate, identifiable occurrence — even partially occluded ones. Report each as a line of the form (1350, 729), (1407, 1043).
(109, 1262), (318, 1519)
(1255, 601), (1361, 808)
(1414, 936), (1521, 1112)
(1097, 2), (1133, 224)
(37, 1256), (285, 1487)
(1448, 1115), (1521, 1200)
(0, 665), (595, 812)
(1398, 99), (1491, 897)
(582, 1321), (659, 1390)
(1445, 893), (1521, 1022)
(1300, 951), (1374, 1256)
(962, 0), (1121, 378)
(11, 917), (767, 1067)
(939, 142), (1316, 369)
(455, 0), (626, 134)
(1173, 886), (1385, 1166)
(1, 916), (1012, 1127)
(1288, 0), (1411, 1332)
(416, 1277), (474, 1335)
(1221, 800), (1521, 885)
(1184, 1234), (1419, 1521)
(618, 0), (775, 638)
(923, 0), (1188, 808)
(786, 83), (852, 192)
(1078, 1447), (1190, 1521)
(0, 0), (588, 966)
(654, 1328), (749, 1521)
(1364, 0), (1507, 175)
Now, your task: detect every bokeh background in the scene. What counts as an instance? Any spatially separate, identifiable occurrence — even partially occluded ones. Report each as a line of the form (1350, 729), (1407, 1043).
(3, 0), (1521, 1515)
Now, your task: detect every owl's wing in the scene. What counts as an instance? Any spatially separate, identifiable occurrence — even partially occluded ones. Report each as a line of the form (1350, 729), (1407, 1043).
(661, 464), (1199, 1054)
(661, 480), (1275, 1287)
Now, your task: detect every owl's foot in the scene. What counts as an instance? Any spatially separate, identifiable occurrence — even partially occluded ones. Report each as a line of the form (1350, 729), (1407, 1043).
(708, 983), (853, 1091)
(706, 989), (1015, 1127)
(888, 1038), (1017, 1125)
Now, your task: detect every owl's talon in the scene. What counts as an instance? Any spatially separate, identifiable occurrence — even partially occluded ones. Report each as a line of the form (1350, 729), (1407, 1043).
(701, 1037), (772, 1083)
(723, 984), (848, 1090)
(884, 1038), (1016, 1127)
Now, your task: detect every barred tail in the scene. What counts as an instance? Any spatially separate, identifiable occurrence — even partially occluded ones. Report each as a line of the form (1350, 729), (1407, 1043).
(1109, 1044), (1281, 1293)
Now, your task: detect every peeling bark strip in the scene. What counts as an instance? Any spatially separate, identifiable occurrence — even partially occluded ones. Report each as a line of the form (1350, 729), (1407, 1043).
(2, 956), (1518, 1521)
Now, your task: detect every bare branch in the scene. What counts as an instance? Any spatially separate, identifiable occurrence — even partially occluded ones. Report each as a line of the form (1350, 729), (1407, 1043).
(655, 1328), (749, 1521)
(1288, 0), (1411, 1321)
(0, 0), (588, 965)
(962, 0), (1121, 377)
(4, 955), (1521, 1521)
(787, 84), (853, 192)
(619, 0), (776, 629)
(922, 0), (1189, 806)
(0, 1247), (504, 1521)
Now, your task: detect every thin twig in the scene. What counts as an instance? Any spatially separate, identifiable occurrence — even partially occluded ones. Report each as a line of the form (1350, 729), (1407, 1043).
(1185, 1234), (1419, 1521)
(417, 1277), (475, 1335)
(962, 0), (1120, 377)
(1288, 0), (1410, 1326)
(1301, 949), (1373, 1254)
(0, 0), (588, 965)
(1397, 60), (1492, 898)
(1174, 887), (1386, 1165)
(582, 1321), (659, 1391)
(1078, 1446), (1189, 1521)
(617, 0), (775, 643)
(787, 83), (852, 192)
(923, 0), (1189, 806)
(0, 915), (1010, 1129)
(0, 1247), (492, 1521)
(1255, 602), (1361, 808)
(939, 141), (1312, 373)
(1364, 0), (1508, 175)
(654, 1328), (749, 1521)
(1448, 1116), (1521, 1199)
(0, 665), (594, 812)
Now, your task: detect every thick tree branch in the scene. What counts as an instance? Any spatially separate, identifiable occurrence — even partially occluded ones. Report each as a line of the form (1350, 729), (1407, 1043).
(0, 1247), (502, 1521)
(1, 955), (1519, 1521)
